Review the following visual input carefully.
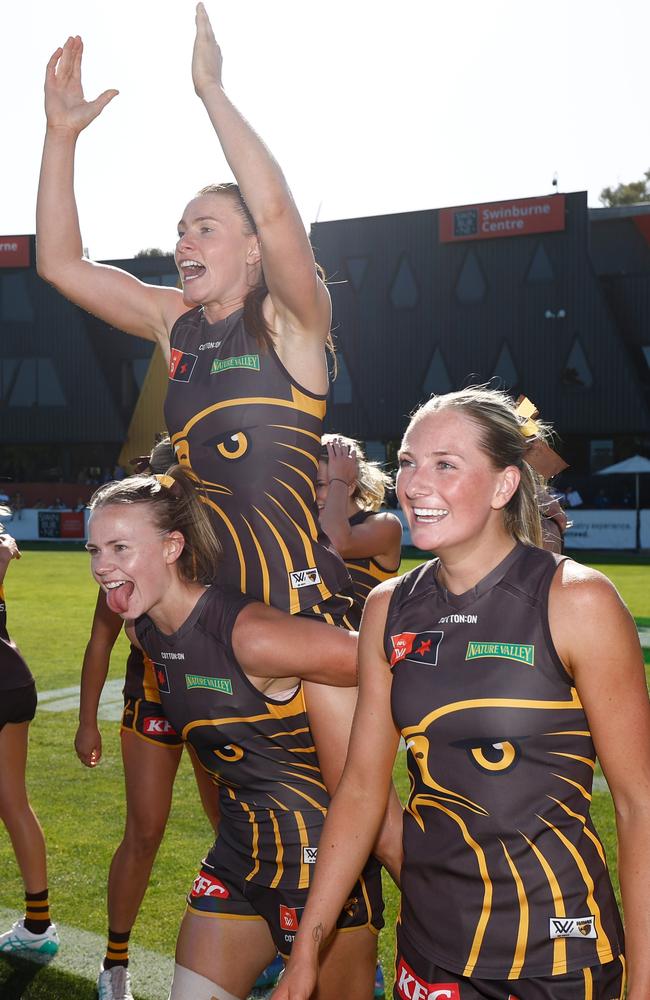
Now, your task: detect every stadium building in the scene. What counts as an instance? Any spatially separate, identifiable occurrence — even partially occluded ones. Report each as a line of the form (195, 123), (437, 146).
(1, 189), (649, 511)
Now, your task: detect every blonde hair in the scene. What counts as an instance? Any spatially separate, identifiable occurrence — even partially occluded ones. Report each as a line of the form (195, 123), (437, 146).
(321, 434), (393, 512)
(410, 387), (551, 546)
(88, 467), (221, 584)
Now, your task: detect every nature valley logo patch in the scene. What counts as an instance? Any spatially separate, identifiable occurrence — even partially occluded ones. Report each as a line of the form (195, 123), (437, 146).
(185, 674), (233, 695)
(465, 642), (535, 666)
(210, 354), (260, 375)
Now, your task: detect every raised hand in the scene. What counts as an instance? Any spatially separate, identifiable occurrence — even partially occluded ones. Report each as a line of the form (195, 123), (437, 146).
(326, 438), (358, 488)
(44, 35), (118, 136)
(192, 2), (223, 97)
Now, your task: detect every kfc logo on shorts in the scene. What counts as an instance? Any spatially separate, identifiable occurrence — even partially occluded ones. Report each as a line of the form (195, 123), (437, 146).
(279, 905), (301, 932)
(143, 717), (177, 736)
(395, 958), (460, 1000)
(303, 846), (318, 864)
(190, 871), (230, 899)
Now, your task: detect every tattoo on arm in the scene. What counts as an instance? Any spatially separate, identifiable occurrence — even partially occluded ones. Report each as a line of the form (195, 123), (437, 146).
(312, 923), (324, 945)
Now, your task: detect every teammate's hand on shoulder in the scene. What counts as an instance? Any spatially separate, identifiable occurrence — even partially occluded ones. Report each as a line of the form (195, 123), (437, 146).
(192, 3), (224, 98)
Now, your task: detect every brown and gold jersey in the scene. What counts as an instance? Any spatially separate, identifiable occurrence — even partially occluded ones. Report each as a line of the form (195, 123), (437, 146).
(0, 584), (34, 691)
(122, 643), (162, 704)
(135, 585), (330, 891)
(164, 307), (351, 615)
(343, 510), (401, 628)
(384, 543), (624, 980)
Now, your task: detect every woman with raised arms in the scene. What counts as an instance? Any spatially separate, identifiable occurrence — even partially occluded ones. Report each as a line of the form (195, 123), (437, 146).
(273, 387), (650, 1000)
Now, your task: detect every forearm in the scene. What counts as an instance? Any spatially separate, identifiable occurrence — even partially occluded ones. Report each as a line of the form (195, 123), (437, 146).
(320, 488), (354, 552)
(616, 808), (650, 997)
(198, 84), (297, 229)
(36, 128), (84, 282)
(372, 783), (403, 886)
(78, 641), (111, 723)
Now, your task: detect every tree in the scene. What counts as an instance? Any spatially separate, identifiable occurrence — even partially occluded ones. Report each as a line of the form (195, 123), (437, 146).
(599, 169), (650, 207)
(134, 247), (173, 258)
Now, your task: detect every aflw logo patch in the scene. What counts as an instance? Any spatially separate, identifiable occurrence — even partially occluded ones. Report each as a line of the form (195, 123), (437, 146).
(549, 916), (596, 939)
(289, 567), (322, 590)
(210, 353), (260, 375)
(169, 348), (197, 382)
(465, 641), (535, 666)
(303, 846), (318, 864)
(279, 904), (302, 931)
(390, 631), (444, 667)
(185, 674), (233, 695)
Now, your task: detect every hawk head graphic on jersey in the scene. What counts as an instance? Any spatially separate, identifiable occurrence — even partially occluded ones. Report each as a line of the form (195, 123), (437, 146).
(170, 385), (335, 610)
(400, 688), (616, 978)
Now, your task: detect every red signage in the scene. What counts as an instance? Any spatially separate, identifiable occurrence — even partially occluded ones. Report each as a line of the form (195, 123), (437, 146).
(439, 195), (565, 243)
(0, 236), (30, 268)
(60, 512), (85, 539)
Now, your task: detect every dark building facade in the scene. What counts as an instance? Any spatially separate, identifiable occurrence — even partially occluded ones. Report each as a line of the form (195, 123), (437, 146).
(314, 192), (650, 497)
(1, 194), (650, 503)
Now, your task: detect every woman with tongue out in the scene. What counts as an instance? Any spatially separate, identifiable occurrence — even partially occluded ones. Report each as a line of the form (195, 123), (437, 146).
(86, 471), (389, 1000)
(272, 387), (649, 1000)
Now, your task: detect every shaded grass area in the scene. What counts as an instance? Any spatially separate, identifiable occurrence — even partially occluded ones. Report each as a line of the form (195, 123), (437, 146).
(1, 549), (648, 996)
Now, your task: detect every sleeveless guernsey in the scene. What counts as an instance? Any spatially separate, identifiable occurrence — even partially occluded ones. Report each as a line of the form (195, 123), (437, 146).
(135, 586), (332, 891)
(384, 543), (623, 980)
(0, 584), (34, 691)
(164, 307), (351, 614)
(122, 643), (163, 704)
(344, 510), (401, 628)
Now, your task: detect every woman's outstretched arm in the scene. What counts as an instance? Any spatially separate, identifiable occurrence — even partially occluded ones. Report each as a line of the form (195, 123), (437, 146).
(36, 36), (184, 350)
(192, 4), (331, 350)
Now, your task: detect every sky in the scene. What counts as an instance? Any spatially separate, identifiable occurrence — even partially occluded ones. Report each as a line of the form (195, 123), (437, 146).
(3, 0), (650, 261)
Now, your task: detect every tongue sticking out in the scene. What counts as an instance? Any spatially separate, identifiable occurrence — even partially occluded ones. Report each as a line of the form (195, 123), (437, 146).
(106, 582), (135, 616)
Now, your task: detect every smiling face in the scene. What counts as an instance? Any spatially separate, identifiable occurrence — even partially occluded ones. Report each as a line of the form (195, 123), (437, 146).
(175, 193), (261, 313)
(396, 408), (519, 556)
(86, 504), (184, 620)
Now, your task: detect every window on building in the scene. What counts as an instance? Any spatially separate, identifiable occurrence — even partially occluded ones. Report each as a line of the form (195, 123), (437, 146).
(562, 338), (593, 388)
(345, 257), (369, 292)
(390, 255), (418, 308)
(1, 357), (66, 406)
(2, 273), (34, 322)
(455, 249), (487, 303)
(422, 347), (452, 397)
(525, 243), (555, 283)
(492, 342), (519, 390)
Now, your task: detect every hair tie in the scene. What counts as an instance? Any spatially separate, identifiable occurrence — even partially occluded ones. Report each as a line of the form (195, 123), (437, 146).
(514, 395), (569, 478)
(154, 474), (175, 489)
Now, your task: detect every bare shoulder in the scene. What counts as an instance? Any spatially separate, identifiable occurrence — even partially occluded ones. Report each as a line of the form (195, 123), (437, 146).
(361, 575), (402, 626)
(550, 557), (625, 615)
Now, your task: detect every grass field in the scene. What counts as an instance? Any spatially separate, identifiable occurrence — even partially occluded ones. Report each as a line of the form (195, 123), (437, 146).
(0, 547), (648, 997)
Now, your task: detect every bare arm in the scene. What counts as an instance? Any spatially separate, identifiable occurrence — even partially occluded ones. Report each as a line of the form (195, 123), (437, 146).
(0, 534), (20, 585)
(305, 679), (403, 883)
(231, 603), (358, 689)
(271, 583), (400, 1000)
(192, 4), (330, 349)
(550, 562), (650, 1000)
(75, 588), (124, 767)
(36, 36), (185, 351)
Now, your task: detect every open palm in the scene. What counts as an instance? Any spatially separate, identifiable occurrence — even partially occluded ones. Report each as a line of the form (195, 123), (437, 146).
(45, 35), (118, 135)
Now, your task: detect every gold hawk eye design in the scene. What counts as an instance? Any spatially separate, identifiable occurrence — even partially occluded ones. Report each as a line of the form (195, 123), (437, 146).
(466, 739), (519, 774)
(213, 744), (244, 763)
(215, 431), (250, 460)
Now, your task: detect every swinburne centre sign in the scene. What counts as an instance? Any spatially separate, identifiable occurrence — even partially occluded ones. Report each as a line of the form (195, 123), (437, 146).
(439, 194), (565, 243)
(0, 235), (30, 268)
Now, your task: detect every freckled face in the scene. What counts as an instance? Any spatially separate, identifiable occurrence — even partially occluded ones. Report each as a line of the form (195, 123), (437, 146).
(86, 504), (176, 619)
(396, 409), (515, 555)
(175, 193), (259, 308)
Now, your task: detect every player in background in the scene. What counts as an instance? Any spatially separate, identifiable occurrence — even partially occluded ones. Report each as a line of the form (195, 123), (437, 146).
(317, 435), (402, 630)
(0, 511), (60, 963)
